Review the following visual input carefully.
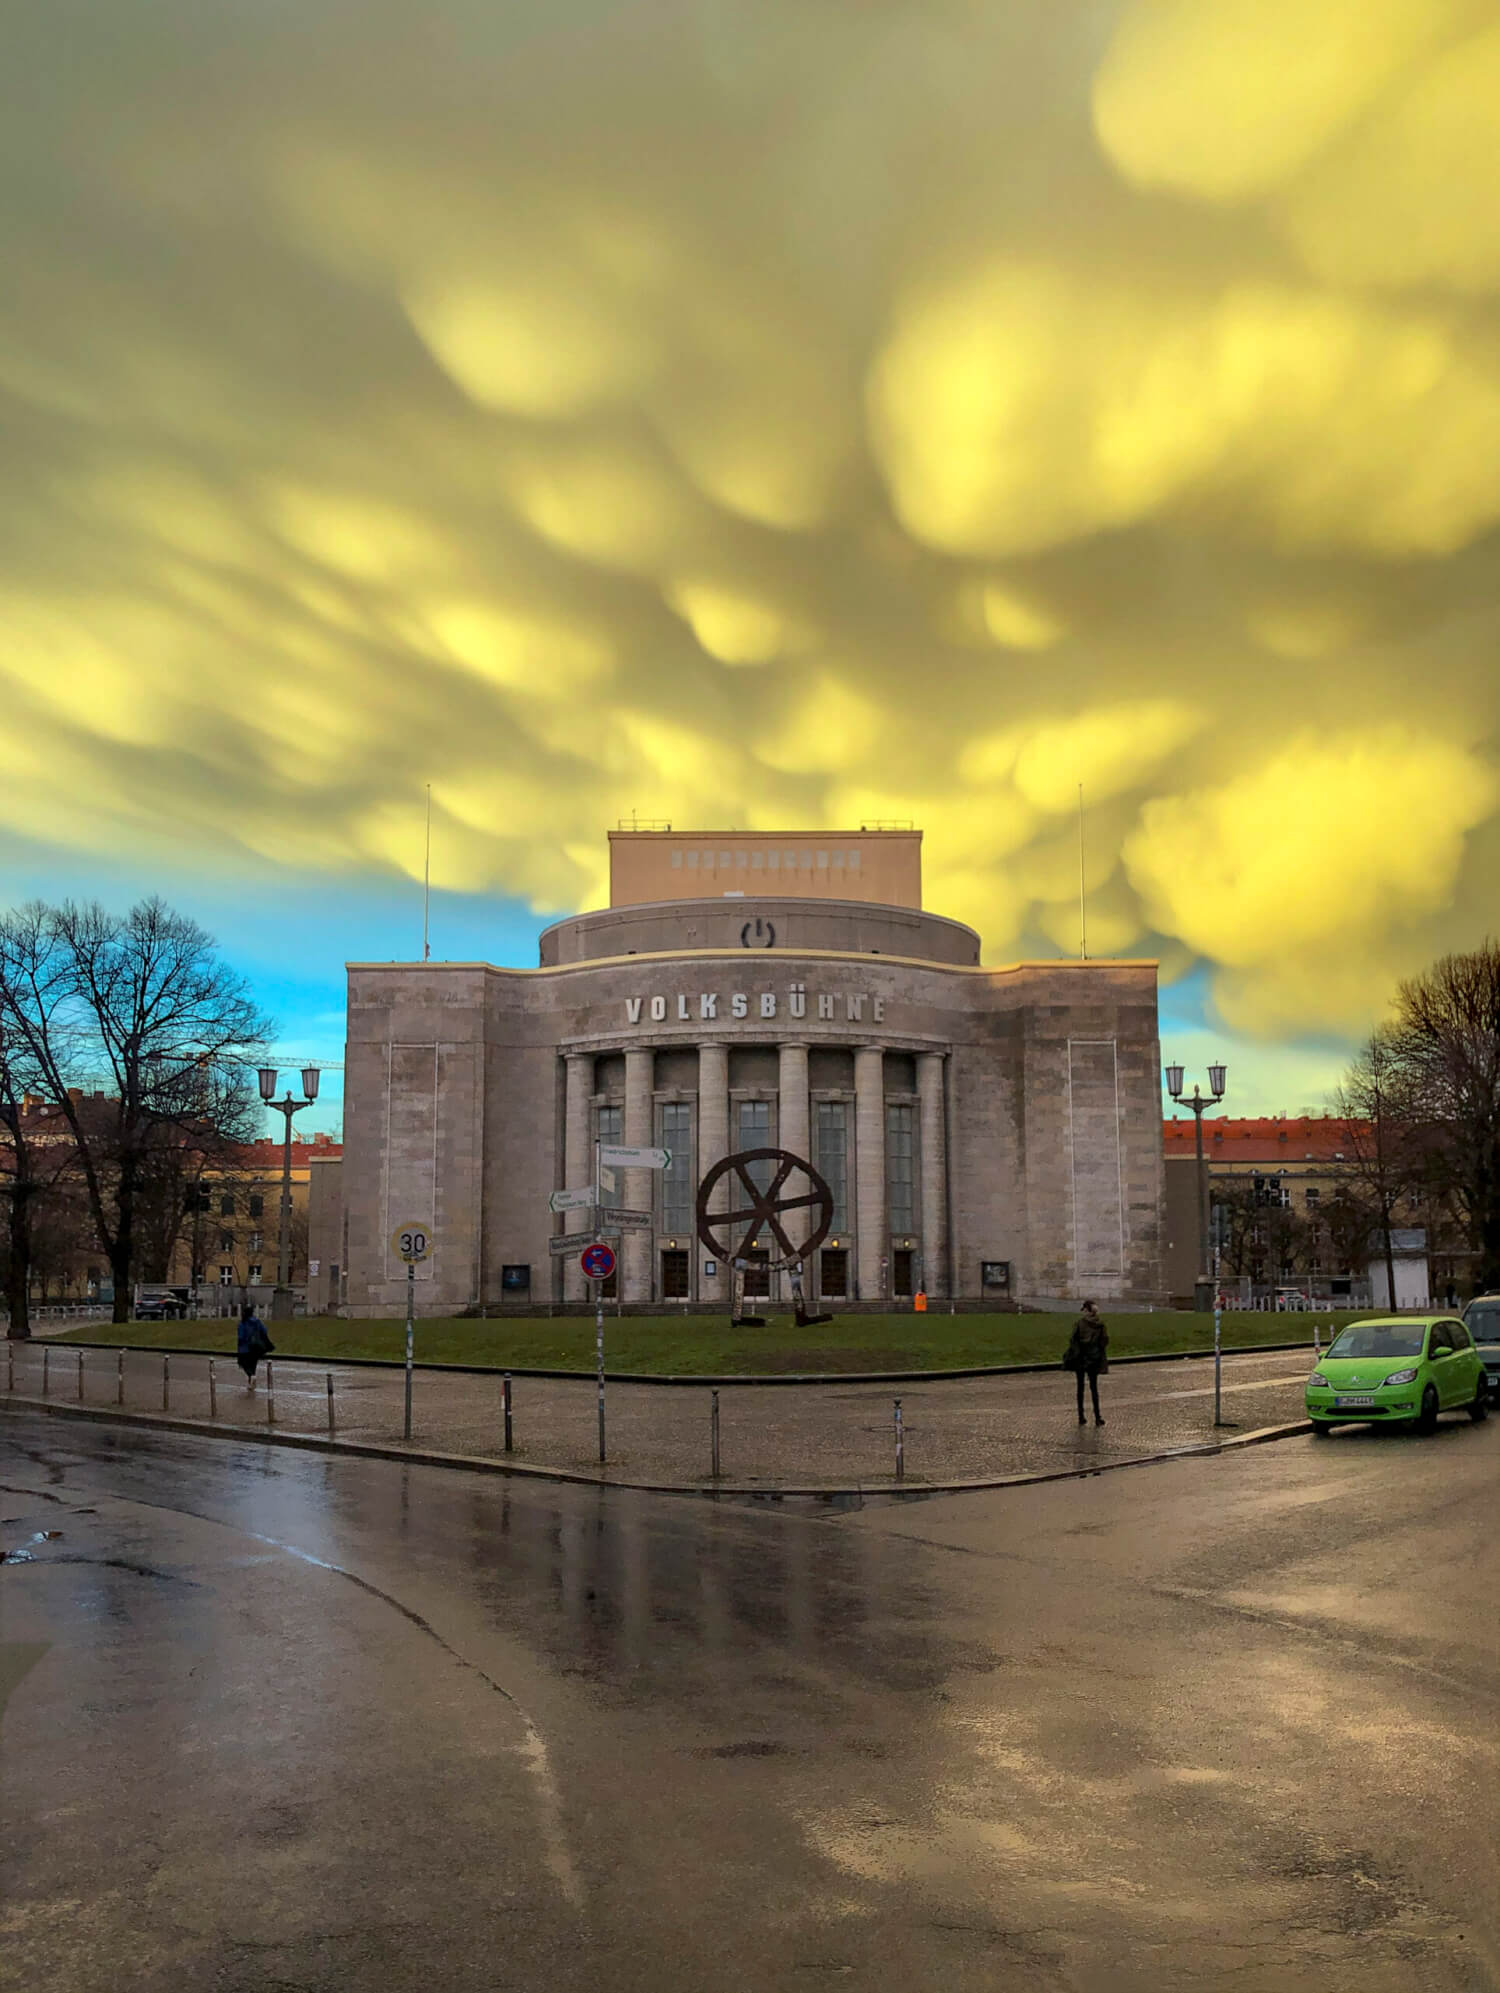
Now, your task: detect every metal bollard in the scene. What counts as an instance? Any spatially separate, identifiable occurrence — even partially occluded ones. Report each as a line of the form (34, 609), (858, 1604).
(162, 1354), (170, 1412)
(711, 1388), (721, 1480)
(1313, 1322), (1322, 1360)
(117, 1348), (124, 1405)
(326, 1371), (335, 1436)
(77, 1349), (84, 1401)
(502, 1372), (513, 1454)
(6, 1340), (12, 1393)
(266, 1361), (275, 1426)
(209, 1358), (217, 1420)
(42, 1346), (49, 1397)
(894, 1397), (905, 1482)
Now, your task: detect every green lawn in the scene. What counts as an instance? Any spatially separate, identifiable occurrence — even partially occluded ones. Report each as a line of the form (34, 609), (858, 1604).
(48, 1308), (1372, 1376)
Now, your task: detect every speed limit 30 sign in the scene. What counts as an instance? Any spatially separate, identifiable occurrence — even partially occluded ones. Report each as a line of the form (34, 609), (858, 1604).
(390, 1222), (433, 1264)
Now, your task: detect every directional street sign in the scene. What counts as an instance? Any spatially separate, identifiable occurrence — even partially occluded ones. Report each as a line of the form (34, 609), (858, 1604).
(548, 1234), (586, 1257)
(548, 1187), (596, 1214)
(604, 1208), (653, 1231)
(599, 1144), (672, 1171)
(580, 1242), (617, 1281)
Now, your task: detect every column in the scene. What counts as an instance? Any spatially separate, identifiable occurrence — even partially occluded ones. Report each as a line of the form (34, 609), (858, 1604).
(917, 1052), (948, 1299)
(563, 1053), (593, 1303)
(777, 1043), (810, 1161)
(776, 1044), (812, 1307)
(698, 1043), (729, 1307)
(854, 1045), (886, 1302)
(623, 1047), (654, 1303)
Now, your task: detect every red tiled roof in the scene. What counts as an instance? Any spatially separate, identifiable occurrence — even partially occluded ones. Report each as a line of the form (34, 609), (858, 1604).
(1163, 1115), (1367, 1163)
(232, 1135), (344, 1166)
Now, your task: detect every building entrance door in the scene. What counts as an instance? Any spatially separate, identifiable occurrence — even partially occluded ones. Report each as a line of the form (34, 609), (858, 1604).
(742, 1249), (771, 1299)
(819, 1247), (848, 1299)
(892, 1248), (914, 1298)
(661, 1248), (689, 1299)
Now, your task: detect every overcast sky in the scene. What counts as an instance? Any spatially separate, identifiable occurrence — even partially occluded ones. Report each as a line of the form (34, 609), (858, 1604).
(3, 0), (1497, 1136)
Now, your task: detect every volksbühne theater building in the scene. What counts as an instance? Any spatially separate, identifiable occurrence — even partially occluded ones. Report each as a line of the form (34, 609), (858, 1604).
(341, 828), (1166, 1313)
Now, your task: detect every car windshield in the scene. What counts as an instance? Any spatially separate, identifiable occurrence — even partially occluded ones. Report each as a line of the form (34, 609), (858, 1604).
(1465, 1303), (1500, 1344)
(1327, 1324), (1425, 1360)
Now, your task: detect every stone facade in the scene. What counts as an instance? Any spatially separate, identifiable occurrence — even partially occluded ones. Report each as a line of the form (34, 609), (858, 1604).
(342, 886), (1167, 1314)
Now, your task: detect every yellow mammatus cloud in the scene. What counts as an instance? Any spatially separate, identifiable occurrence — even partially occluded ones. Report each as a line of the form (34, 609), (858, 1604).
(1125, 731), (1499, 1026)
(0, 0), (1496, 1082)
(1012, 700), (1203, 815)
(666, 580), (792, 664)
(423, 598), (614, 689)
(870, 262), (1500, 558)
(1091, 0), (1481, 202)
(263, 484), (455, 583)
(753, 675), (888, 776)
(404, 273), (657, 419)
(979, 583), (1067, 652)
(1279, 21), (1500, 295)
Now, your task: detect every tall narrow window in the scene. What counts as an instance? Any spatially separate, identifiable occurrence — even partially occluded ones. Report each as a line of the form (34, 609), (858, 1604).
(596, 1103), (622, 1206)
(814, 1101), (848, 1234)
(738, 1100), (772, 1200)
(660, 1102), (693, 1234)
(886, 1103), (915, 1235)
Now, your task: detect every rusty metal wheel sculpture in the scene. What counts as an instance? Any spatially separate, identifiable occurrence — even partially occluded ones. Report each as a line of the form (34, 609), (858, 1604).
(695, 1147), (834, 1271)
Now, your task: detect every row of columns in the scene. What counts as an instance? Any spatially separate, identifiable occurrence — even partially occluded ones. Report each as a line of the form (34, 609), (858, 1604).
(560, 1045), (948, 1304)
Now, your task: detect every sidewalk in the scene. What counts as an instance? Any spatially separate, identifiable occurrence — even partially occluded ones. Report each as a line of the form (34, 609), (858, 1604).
(2, 1340), (1316, 1491)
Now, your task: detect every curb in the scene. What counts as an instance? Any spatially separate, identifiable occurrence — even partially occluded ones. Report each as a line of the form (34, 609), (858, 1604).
(0, 1394), (1312, 1502)
(20, 1334), (1326, 1389)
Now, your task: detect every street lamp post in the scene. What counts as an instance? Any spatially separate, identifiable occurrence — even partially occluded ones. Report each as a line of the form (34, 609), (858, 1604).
(258, 1065), (320, 1321)
(1165, 1063), (1227, 1299)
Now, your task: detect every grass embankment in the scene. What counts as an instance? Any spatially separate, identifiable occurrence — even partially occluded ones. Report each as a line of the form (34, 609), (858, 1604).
(51, 1309), (1371, 1377)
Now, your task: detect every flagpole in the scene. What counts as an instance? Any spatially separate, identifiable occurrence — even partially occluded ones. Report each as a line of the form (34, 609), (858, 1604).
(1077, 782), (1087, 962)
(422, 783), (432, 963)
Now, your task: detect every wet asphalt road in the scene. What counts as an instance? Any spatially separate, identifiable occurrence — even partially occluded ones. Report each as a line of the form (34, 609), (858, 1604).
(2, 1407), (1497, 1992)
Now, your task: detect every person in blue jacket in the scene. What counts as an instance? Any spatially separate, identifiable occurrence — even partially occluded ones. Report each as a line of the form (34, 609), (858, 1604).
(236, 1305), (273, 1388)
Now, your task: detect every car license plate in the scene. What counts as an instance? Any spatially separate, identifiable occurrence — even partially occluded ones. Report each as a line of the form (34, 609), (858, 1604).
(1334, 1394), (1376, 1407)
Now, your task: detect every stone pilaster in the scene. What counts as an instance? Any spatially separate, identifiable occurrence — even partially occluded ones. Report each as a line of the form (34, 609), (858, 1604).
(778, 1041), (813, 1269)
(563, 1052), (593, 1303)
(698, 1043), (729, 1307)
(623, 1047), (653, 1302)
(917, 1051), (948, 1298)
(855, 1045), (887, 1302)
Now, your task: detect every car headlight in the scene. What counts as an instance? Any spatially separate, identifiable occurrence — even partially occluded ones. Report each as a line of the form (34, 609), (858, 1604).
(1382, 1368), (1418, 1386)
(1308, 1372), (1331, 1389)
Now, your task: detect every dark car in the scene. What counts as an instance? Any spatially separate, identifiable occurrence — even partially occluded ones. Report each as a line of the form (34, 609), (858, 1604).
(133, 1287), (190, 1322)
(1463, 1295), (1500, 1402)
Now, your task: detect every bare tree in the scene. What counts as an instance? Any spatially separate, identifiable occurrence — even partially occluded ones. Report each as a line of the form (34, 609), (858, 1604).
(1210, 1180), (1261, 1279)
(1331, 1028), (1419, 1310)
(0, 899), (271, 1321)
(1318, 1182), (1381, 1285)
(0, 1043), (78, 1336)
(1383, 940), (1500, 1295)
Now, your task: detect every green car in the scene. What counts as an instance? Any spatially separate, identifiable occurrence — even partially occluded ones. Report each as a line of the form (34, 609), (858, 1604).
(1306, 1315), (1490, 1435)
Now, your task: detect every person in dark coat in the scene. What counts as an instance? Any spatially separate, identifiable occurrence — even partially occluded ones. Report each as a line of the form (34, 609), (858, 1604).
(1064, 1301), (1109, 1426)
(236, 1306), (273, 1388)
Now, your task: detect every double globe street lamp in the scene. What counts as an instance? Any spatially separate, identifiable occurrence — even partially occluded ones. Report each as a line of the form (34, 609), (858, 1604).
(1165, 1062), (1227, 1299)
(258, 1065), (320, 1319)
